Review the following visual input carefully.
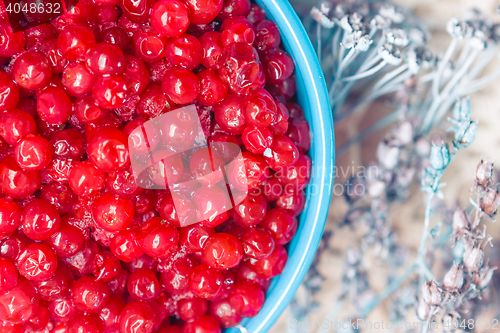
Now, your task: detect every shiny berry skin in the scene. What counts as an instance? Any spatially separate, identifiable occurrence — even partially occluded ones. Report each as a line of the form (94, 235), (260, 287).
(12, 52), (52, 90)
(150, 0), (190, 38)
(275, 190), (305, 216)
(118, 301), (156, 333)
(92, 75), (128, 109)
(226, 151), (269, 191)
(165, 34), (203, 69)
(0, 232), (30, 262)
(276, 154), (311, 193)
(183, 314), (220, 333)
(183, 0), (222, 24)
(69, 161), (106, 196)
(160, 256), (193, 294)
(0, 277), (37, 323)
(147, 150), (185, 187)
(46, 222), (86, 257)
(86, 43), (125, 76)
(190, 147), (224, 185)
(243, 88), (277, 127)
(258, 208), (297, 244)
(0, 156), (41, 199)
(157, 194), (197, 228)
(209, 298), (242, 327)
(61, 62), (95, 97)
(87, 127), (130, 172)
(213, 92), (246, 134)
(208, 134), (240, 162)
(228, 281), (264, 317)
(254, 20), (280, 52)
(132, 28), (168, 63)
(231, 193), (267, 228)
(217, 0), (250, 21)
(31, 264), (72, 301)
(71, 276), (111, 313)
(178, 298), (208, 322)
(84, 112), (124, 141)
(107, 166), (143, 197)
(241, 228), (275, 259)
(120, 0), (155, 23)
(0, 199), (22, 238)
(127, 268), (160, 301)
(21, 199), (61, 241)
(124, 118), (159, 156)
(263, 49), (295, 84)
(161, 68), (200, 104)
(179, 224), (215, 253)
(252, 243), (287, 278)
(124, 55), (150, 95)
(199, 32), (224, 70)
(68, 314), (104, 333)
(51, 129), (85, 160)
(92, 192), (135, 232)
(38, 39), (69, 74)
(73, 95), (108, 124)
(24, 305), (50, 331)
(102, 27), (130, 52)
(37, 86), (72, 124)
(264, 135), (299, 170)
(0, 109), (36, 145)
(0, 25), (26, 58)
(202, 233), (244, 270)
(242, 126), (273, 154)
(0, 72), (19, 112)
(14, 134), (54, 170)
(0, 258), (18, 294)
(287, 118), (311, 153)
(137, 217), (179, 258)
(57, 25), (96, 61)
(17, 243), (58, 281)
(49, 298), (76, 323)
(92, 251), (122, 282)
(268, 101), (289, 135)
(189, 264), (223, 299)
(247, 3), (266, 24)
(221, 19), (255, 47)
(99, 295), (124, 329)
(193, 186), (230, 227)
(108, 269), (129, 296)
(197, 69), (228, 106)
(110, 229), (144, 262)
(137, 84), (174, 119)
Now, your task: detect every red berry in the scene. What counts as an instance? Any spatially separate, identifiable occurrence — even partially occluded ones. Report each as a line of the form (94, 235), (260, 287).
(184, 0), (222, 24)
(254, 20), (280, 52)
(31, 264), (72, 301)
(124, 55), (150, 95)
(258, 208), (297, 245)
(92, 192), (135, 232)
(86, 43), (125, 76)
(241, 228), (275, 259)
(228, 280), (264, 317)
(137, 83), (175, 119)
(0, 28), (26, 58)
(68, 314), (104, 333)
(276, 190), (306, 216)
(264, 135), (299, 170)
(92, 250), (122, 282)
(226, 151), (269, 191)
(137, 217), (179, 258)
(68, 161), (106, 197)
(242, 126), (273, 154)
(190, 147), (225, 185)
(287, 118), (311, 153)
(57, 25), (96, 61)
(99, 296), (125, 329)
(14, 134), (54, 170)
(0, 72), (20, 112)
(213, 92), (246, 134)
(17, 243), (58, 281)
(0, 278), (37, 323)
(160, 256), (193, 294)
(209, 298), (242, 327)
(87, 127), (130, 172)
(46, 222), (86, 257)
(21, 199), (61, 241)
(92, 75), (128, 109)
(118, 301), (156, 333)
(193, 185), (230, 227)
(189, 264), (223, 299)
(165, 34), (203, 69)
(199, 31), (224, 70)
(0, 258), (18, 294)
(12, 52), (52, 90)
(217, 0), (250, 21)
(120, 0), (155, 23)
(150, 0), (190, 38)
(38, 39), (69, 74)
(276, 154), (311, 193)
(102, 27), (130, 52)
(0, 199), (22, 238)
(197, 69), (228, 106)
(37, 86), (72, 124)
(0, 109), (36, 145)
(262, 49), (295, 84)
(247, 3), (266, 24)
(221, 19), (255, 47)
(268, 100), (289, 135)
(252, 243), (287, 278)
(127, 268), (160, 301)
(71, 276), (111, 312)
(202, 233), (244, 270)
(242, 88), (277, 127)
(161, 68), (200, 104)
(106, 166), (143, 197)
(110, 228), (144, 262)
(0, 156), (41, 199)
(132, 27), (168, 63)
(73, 94), (108, 124)
(179, 224), (215, 253)
(231, 192), (267, 228)
(61, 62), (96, 97)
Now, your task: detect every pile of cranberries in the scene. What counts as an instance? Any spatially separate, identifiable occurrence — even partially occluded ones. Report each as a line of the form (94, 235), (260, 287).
(0, 0), (312, 331)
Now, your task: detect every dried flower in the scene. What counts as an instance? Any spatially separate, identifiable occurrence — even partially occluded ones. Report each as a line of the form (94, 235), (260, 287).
(429, 142), (450, 170)
(479, 188), (500, 216)
(417, 296), (431, 320)
(422, 281), (442, 306)
(452, 210), (471, 235)
(473, 265), (497, 289)
(475, 159), (493, 189)
(442, 263), (464, 291)
(463, 245), (484, 273)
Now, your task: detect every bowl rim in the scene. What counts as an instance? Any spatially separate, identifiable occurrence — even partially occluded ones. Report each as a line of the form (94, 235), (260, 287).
(225, 0), (335, 331)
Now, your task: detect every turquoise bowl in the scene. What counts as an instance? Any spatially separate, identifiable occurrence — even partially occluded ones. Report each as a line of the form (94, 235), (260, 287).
(226, 0), (334, 331)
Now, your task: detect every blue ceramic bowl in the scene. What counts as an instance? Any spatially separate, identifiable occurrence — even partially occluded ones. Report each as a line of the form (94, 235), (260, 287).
(226, 0), (334, 332)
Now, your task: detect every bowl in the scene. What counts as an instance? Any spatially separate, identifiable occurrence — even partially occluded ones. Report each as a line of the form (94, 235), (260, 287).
(226, 0), (335, 331)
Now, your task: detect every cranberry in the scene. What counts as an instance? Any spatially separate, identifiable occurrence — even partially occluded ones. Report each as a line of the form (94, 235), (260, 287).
(247, 3), (266, 24)
(243, 88), (277, 127)
(226, 151), (269, 191)
(0, 199), (22, 239)
(0, 109), (36, 145)
(118, 301), (156, 333)
(0, 156), (41, 198)
(92, 192), (135, 232)
(276, 190), (305, 216)
(31, 264), (72, 301)
(179, 224), (215, 253)
(87, 127), (130, 172)
(0, 72), (19, 112)
(258, 208), (297, 244)
(12, 52), (52, 90)
(71, 276), (111, 312)
(99, 295), (124, 329)
(242, 126), (273, 154)
(217, 0), (250, 21)
(38, 39), (69, 74)
(69, 161), (106, 196)
(150, 0), (190, 38)
(268, 101), (289, 135)
(135, 190), (157, 214)
(21, 199), (61, 241)
(219, 43), (264, 95)
(228, 280), (264, 317)
(287, 118), (311, 153)
(68, 314), (103, 333)
(124, 55), (150, 95)
(24, 305), (50, 331)
(15, 98), (37, 118)
(147, 150), (185, 187)
(107, 166), (143, 197)
(124, 118), (159, 156)
(17, 243), (58, 281)
(193, 185), (230, 227)
(221, 19), (255, 47)
(209, 298), (242, 327)
(132, 27), (168, 63)
(37, 86), (72, 124)
(110, 229), (144, 262)
(254, 20), (280, 52)
(213, 92), (246, 134)
(252, 243), (287, 278)
(208, 134), (240, 162)
(0, 28), (26, 58)
(264, 135), (299, 170)
(46, 222), (86, 257)
(231, 192), (267, 228)
(137, 217), (179, 258)
(261, 172), (282, 202)
(202, 233), (244, 270)
(0, 278), (37, 323)
(199, 31), (224, 70)
(85, 43), (125, 76)
(51, 129), (85, 160)
(126, 268), (160, 301)
(92, 251), (122, 282)
(102, 27), (130, 52)
(0, 232), (31, 262)
(197, 69), (228, 106)
(57, 25), (96, 61)
(184, 314), (221, 333)
(161, 68), (200, 104)
(0, 258), (18, 295)
(108, 269), (129, 296)
(263, 49), (295, 84)
(14, 134), (54, 170)
(276, 154), (311, 193)
(157, 194), (197, 228)
(137, 84), (175, 119)
(177, 298), (208, 323)
(49, 298), (77, 323)
(84, 112), (124, 140)
(241, 228), (274, 259)
(165, 34), (203, 69)
(73, 94), (108, 124)
(160, 256), (193, 294)
(189, 264), (222, 298)
(92, 75), (128, 109)
(189, 147), (224, 185)
(96, 5), (119, 22)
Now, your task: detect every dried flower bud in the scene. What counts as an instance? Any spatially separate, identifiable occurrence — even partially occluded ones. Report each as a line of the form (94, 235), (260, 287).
(379, 43), (402, 65)
(463, 246), (484, 273)
(376, 141), (399, 170)
(393, 121), (413, 145)
(452, 97), (471, 122)
(454, 121), (477, 148)
(417, 296), (430, 320)
(430, 142), (450, 170)
(442, 263), (464, 291)
(379, 4), (404, 23)
(446, 18), (470, 38)
(385, 29), (409, 46)
(474, 266), (497, 289)
(480, 188), (500, 216)
(452, 210), (470, 234)
(475, 160), (493, 187)
(422, 281), (442, 306)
